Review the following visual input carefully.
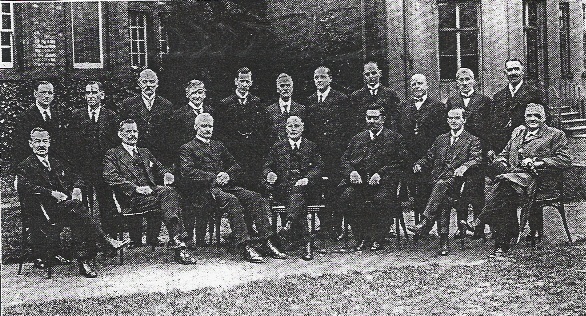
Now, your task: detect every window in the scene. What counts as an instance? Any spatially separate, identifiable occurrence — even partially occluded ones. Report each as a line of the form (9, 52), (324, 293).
(438, 1), (479, 80)
(71, 1), (103, 68)
(129, 11), (148, 68)
(523, 0), (545, 80)
(559, 2), (571, 77)
(0, 2), (14, 68)
(159, 13), (170, 61)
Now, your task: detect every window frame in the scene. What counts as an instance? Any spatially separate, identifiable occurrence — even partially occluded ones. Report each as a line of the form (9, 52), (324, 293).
(129, 11), (148, 68)
(523, 0), (546, 81)
(0, 1), (15, 68)
(559, 1), (572, 78)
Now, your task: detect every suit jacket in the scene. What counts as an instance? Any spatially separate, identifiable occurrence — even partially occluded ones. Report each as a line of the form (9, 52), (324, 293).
(397, 97), (448, 164)
(445, 92), (491, 150)
(179, 138), (242, 190)
(490, 82), (548, 153)
(340, 128), (408, 186)
(417, 130), (482, 183)
(69, 107), (119, 181)
(304, 89), (350, 172)
(103, 145), (169, 199)
(11, 104), (69, 170)
(349, 85), (400, 134)
(265, 100), (306, 142)
(263, 138), (323, 188)
(170, 103), (215, 162)
(119, 94), (175, 166)
(17, 154), (84, 222)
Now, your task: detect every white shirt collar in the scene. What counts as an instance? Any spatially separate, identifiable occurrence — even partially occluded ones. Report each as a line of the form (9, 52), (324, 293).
(87, 105), (101, 121)
(414, 94), (427, 110)
(36, 155), (49, 164)
(142, 93), (156, 110)
(461, 89), (474, 98)
(189, 102), (204, 113)
(526, 129), (539, 137)
(122, 143), (137, 156)
(235, 90), (248, 100)
(451, 128), (464, 138)
(367, 83), (380, 91)
(279, 99), (291, 112)
(288, 138), (302, 149)
(317, 86), (331, 101)
(196, 135), (210, 144)
(509, 80), (523, 96)
(369, 128), (383, 140)
(36, 102), (51, 117)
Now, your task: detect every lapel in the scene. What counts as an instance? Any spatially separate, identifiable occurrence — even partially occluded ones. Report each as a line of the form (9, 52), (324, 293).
(117, 146), (144, 180)
(33, 156), (53, 185)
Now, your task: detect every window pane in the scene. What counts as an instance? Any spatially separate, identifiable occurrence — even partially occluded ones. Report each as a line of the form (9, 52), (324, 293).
(461, 55), (478, 76)
(1, 3), (9, 13)
(525, 2), (538, 27)
(525, 29), (539, 78)
(1, 32), (9, 45)
(438, 2), (456, 29)
(439, 31), (457, 55)
(1, 47), (11, 62)
(2, 14), (11, 29)
(71, 1), (101, 64)
(440, 55), (457, 80)
(460, 30), (478, 55)
(459, 2), (477, 29)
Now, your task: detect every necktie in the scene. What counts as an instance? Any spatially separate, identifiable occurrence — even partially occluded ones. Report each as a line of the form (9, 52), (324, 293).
(414, 98), (423, 103)
(132, 147), (138, 157)
(318, 95), (323, 103)
(239, 98), (246, 105)
(370, 89), (377, 96)
(451, 136), (458, 145)
(43, 110), (50, 121)
(91, 111), (97, 123)
(41, 158), (51, 170)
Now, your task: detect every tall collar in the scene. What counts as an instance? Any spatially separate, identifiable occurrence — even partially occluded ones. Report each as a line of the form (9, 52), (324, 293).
(367, 83), (380, 91)
(509, 80), (523, 96)
(36, 102), (51, 116)
(121, 143), (137, 156)
(461, 90), (474, 98)
(279, 99), (291, 112)
(369, 127), (383, 140)
(317, 86), (331, 100)
(87, 105), (101, 120)
(196, 135), (210, 144)
(288, 137), (302, 149)
(450, 128), (464, 138)
(189, 102), (204, 112)
(235, 90), (248, 100)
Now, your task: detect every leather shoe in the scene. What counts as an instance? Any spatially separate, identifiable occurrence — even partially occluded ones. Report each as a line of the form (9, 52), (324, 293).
(174, 249), (197, 265)
(370, 241), (382, 251)
(242, 244), (265, 263)
(301, 242), (313, 261)
(168, 236), (187, 250)
(354, 240), (366, 251)
(33, 258), (46, 269)
(265, 240), (287, 259)
(78, 261), (97, 278)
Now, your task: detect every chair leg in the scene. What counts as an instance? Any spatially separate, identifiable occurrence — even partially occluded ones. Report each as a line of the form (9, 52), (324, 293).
(558, 203), (573, 244)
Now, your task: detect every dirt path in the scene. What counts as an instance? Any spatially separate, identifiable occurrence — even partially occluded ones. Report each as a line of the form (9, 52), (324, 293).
(2, 202), (584, 308)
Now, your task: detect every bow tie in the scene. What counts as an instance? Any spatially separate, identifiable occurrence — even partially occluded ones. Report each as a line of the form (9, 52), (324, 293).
(461, 95), (471, 99)
(413, 98), (424, 103)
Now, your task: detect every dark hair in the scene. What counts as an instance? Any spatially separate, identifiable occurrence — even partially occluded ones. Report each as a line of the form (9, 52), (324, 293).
(30, 127), (49, 138)
(505, 58), (523, 66)
(35, 80), (52, 91)
(119, 119), (137, 131)
(86, 81), (103, 91)
(237, 67), (251, 76)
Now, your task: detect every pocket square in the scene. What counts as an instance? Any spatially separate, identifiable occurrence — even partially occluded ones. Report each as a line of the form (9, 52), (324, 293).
(149, 161), (154, 167)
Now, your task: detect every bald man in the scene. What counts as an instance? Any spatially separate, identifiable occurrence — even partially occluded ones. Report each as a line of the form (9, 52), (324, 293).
(464, 104), (570, 257)
(349, 61), (400, 136)
(266, 73), (306, 143)
(263, 116), (323, 260)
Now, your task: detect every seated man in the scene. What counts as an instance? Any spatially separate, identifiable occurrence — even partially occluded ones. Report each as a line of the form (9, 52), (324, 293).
(17, 127), (129, 278)
(408, 108), (482, 254)
(263, 116), (323, 261)
(339, 107), (407, 251)
(464, 103), (571, 256)
(179, 113), (286, 263)
(103, 119), (197, 265)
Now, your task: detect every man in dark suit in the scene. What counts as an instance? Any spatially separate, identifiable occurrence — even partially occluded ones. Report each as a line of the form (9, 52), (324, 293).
(408, 108), (482, 255)
(12, 81), (69, 171)
(119, 69), (174, 247)
(464, 104), (570, 257)
(397, 74), (448, 224)
(171, 79), (216, 247)
(304, 66), (349, 238)
(349, 61), (400, 135)
(339, 107), (408, 251)
(217, 68), (270, 191)
(489, 58), (548, 155)
(69, 81), (119, 237)
(17, 127), (128, 278)
(265, 73), (306, 143)
(179, 113), (287, 263)
(103, 119), (197, 265)
(263, 116), (323, 260)
(445, 68), (491, 239)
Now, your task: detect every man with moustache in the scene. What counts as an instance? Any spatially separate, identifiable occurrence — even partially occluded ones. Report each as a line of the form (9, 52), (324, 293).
(304, 66), (349, 238)
(69, 81), (119, 238)
(263, 116), (323, 260)
(397, 74), (448, 225)
(408, 108), (482, 255)
(490, 59), (548, 155)
(349, 62), (400, 134)
(463, 104), (570, 257)
(266, 73), (306, 143)
(339, 107), (407, 251)
(179, 113), (287, 263)
(218, 68), (270, 191)
(103, 119), (197, 265)
(18, 127), (129, 277)
(120, 69), (174, 247)
(445, 68), (491, 239)
(12, 81), (69, 170)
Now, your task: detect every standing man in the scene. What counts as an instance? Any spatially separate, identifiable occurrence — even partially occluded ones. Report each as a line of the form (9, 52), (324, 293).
(179, 113), (287, 263)
(408, 108), (482, 255)
(103, 119), (197, 265)
(18, 127), (129, 278)
(266, 73), (306, 143)
(218, 68), (270, 191)
(304, 66), (349, 238)
(69, 81), (119, 237)
(12, 81), (69, 169)
(445, 68), (491, 239)
(339, 107), (408, 251)
(465, 104), (570, 256)
(349, 61), (400, 135)
(263, 116), (323, 260)
(119, 69), (174, 247)
(490, 58), (548, 155)
(397, 74), (448, 223)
